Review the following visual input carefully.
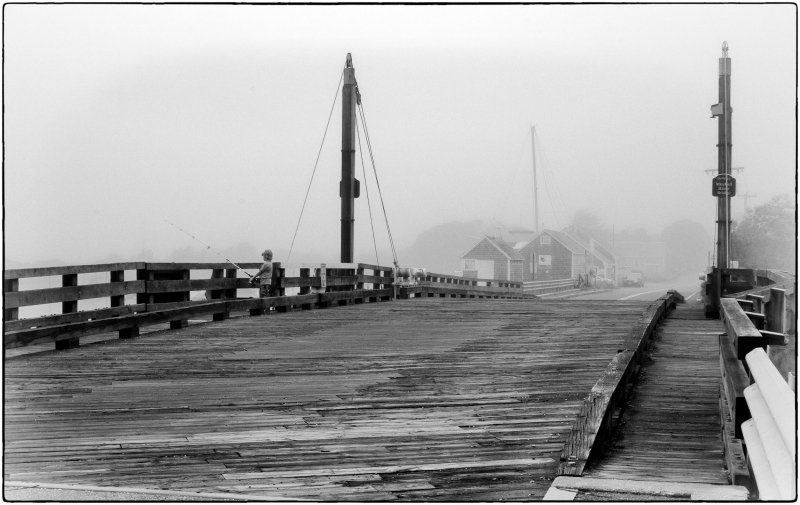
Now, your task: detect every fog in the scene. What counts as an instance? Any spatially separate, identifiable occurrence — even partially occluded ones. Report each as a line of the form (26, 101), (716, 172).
(4, 4), (796, 269)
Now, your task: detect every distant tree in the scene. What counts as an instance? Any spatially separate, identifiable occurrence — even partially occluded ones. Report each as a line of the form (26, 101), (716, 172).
(731, 194), (796, 272)
(660, 220), (711, 277)
(570, 209), (612, 244)
(399, 220), (488, 274)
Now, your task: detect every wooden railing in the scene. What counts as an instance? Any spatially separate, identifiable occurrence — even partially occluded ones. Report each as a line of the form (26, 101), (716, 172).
(523, 278), (575, 296)
(397, 272), (530, 299)
(3, 262), (532, 352)
(3, 262), (394, 351)
(558, 291), (682, 476)
(718, 291), (793, 493)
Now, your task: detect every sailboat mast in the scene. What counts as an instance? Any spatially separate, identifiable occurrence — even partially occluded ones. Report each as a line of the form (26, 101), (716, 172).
(530, 125), (540, 233)
(341, 53), (359, 263)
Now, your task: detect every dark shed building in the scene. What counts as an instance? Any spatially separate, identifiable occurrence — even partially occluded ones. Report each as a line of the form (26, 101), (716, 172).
(461, 236), (524, 282)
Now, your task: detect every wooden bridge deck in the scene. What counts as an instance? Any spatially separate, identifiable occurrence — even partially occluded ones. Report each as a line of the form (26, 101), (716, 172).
(5, 297), (655, 500)
(583, 301), (730, 486)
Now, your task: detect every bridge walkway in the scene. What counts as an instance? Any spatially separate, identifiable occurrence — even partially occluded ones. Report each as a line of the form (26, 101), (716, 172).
(573, 300), (731, 498)
(6, 297), (654, 501)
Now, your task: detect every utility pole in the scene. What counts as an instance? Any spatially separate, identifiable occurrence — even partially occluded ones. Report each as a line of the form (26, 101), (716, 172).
(530, 125), (540, 234)
(740, 192), (757, 212)
(704, 42), (736, 318)
(711, 41), (733, 269)
(341, 53), (360, 263)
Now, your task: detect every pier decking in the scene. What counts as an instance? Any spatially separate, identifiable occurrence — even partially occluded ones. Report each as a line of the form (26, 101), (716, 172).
(579, 302), (730, 494)
(6, 298), (654, 500)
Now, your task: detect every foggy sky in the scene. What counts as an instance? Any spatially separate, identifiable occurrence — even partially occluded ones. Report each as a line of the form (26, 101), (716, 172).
(4, 4), (796, 267)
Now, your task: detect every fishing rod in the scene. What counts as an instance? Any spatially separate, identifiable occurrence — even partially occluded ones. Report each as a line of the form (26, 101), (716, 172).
(163, 219), (255, 278)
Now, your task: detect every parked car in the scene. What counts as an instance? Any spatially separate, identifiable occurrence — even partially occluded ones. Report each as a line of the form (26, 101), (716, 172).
(594, 277), (615, 289)
(623, 271), (645, 287)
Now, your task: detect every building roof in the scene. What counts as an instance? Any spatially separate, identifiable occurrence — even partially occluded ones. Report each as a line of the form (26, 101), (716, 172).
(560, 227), (618, 265)
(462, 236), (524, 261)
(486, 236), (525, 261)
(545, 229), (588, 255)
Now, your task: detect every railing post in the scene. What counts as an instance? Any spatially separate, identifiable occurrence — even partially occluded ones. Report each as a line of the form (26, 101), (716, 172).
(209, 268), (224, 300)
(211, 268), (235, 321)
(62, 273), (78, 314)
(4, 278), (19, 322)
(56, 273), (80, 350)
(225, 268), (237, 299)
(273, 262), (284, 297)
(356, 265), (364, 291)
(110, 270), (124, 307)
(765, 288), (786, 334)
(112, 267), (139, 339)
(169, 268), (190, 329)
(274, 263), (291, 313)
(299, 268), (313, 310)
(123, 265), (151, 339)
(299, 268), (310, 295)
(137, 266), (152, 304)
(317, 264), (330, 307)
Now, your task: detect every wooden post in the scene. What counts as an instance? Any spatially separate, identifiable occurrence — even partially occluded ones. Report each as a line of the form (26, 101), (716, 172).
(119, 327), (139, 339)
(274, 263), (290, 313)
(225, 268), (237, 299)
(62, 273), (78, 314)
(126, 266), (150, 339)
(356, 265), (364, 290)
(766, 288), (786, 334)
(273, 262), (284, 297)
(112, 269), (138, 339)
(56, 273), (80, 350)
(137, 267), (151, 304)
(341, 54), (359, 263)
(300, 268), (313, 310)
(4, 278), (19, 322)
(110, 270), (124, 307)
(209, 268), (224, 300)
(299, 268), (310, 295)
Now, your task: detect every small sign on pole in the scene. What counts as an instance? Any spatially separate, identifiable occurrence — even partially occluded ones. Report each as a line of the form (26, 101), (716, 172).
(712, 174), (736, 197)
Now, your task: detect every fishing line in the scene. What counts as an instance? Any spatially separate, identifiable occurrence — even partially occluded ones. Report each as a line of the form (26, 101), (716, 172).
(163, 219), (254, 277)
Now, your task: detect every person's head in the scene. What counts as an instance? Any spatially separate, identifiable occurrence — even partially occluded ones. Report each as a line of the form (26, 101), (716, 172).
(262, 249), (273, 260)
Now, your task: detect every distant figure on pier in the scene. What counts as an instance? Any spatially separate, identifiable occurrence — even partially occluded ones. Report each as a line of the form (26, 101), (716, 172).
(250, 249), (274, 297)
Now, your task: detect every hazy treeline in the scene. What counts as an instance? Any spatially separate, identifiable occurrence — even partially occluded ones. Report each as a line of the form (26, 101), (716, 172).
(731, 194), (795, 272)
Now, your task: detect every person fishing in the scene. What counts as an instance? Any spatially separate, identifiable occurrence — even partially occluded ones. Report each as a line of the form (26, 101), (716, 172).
(249, 249), (274, 297)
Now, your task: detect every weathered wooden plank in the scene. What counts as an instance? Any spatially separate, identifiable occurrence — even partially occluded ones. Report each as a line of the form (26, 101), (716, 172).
(4, 304), (148, 332)
(4, 281), (146, 309)
(4, 298), (656, 500)
(582, 302), (731, 487)
(721, 297), (763, 359)
(4, 263), (145, 279)
(719, 333), (751, 438)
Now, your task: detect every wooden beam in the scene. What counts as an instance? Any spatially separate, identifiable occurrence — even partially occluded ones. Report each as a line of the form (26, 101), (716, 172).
(719, 333), (751, 439)
(4, 262), (145, 279)
(721, 298), (763, 360)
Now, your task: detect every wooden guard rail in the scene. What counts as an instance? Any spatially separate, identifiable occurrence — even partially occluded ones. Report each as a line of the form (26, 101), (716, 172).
(523, 278), (575, 296)
(558, 290), (682, 476)
(4, 262), (530, 351)
(3, 262), (394, 351)
(397, 272), (530, 299)
(718, 289), (793, 494)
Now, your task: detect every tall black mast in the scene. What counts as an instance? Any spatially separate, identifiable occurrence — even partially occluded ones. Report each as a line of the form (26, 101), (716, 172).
(340, 53), (360, 262)
(712, 42), (733, 268)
